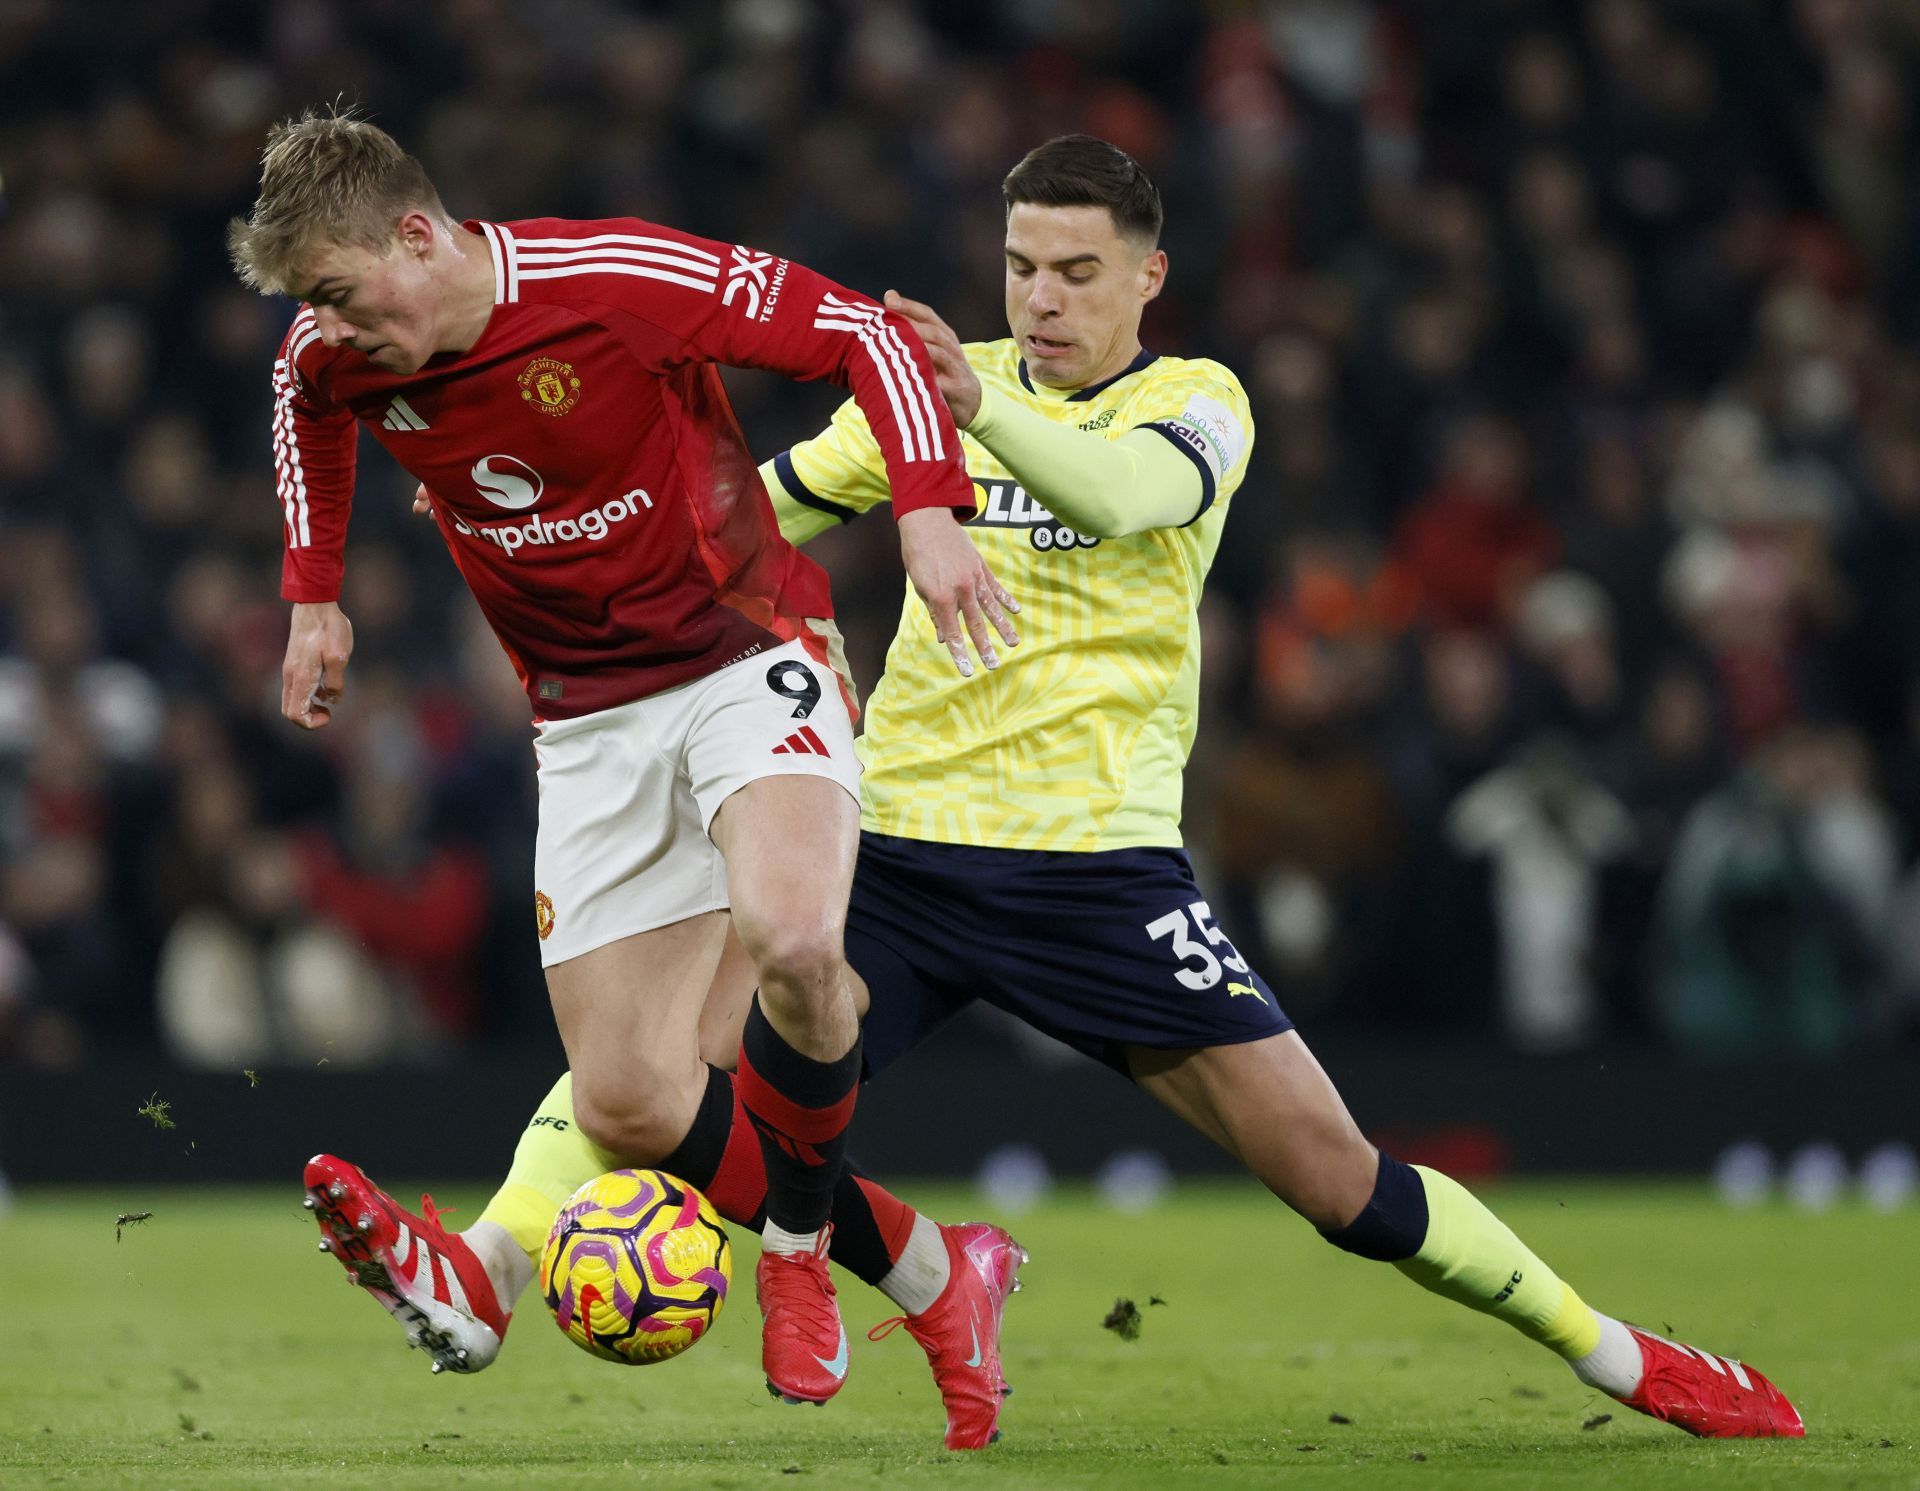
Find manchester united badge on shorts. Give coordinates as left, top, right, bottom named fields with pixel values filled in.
left=518, top=357, right=581, bottom=416
left=534, top=890, right=556, bottom=940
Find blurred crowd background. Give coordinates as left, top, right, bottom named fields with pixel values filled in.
left=5, top=0, right=1920, bottom=1077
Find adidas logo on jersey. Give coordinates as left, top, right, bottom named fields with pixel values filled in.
left=771, top=726, right=832, bottom=757
left=381, top=396, right=429, bottom=431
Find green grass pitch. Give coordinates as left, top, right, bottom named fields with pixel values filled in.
left=2, top=1180, right=1915, bottom=1488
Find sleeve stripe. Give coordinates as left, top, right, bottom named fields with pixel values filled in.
left=875, top=319, right=946, bottom=461
left=813, top=295, right=946, bottom=462
left=286, top=306, right=321, bottom=366
left=864, top=321, right=938, bottom=462
left=813, top=300, right=922, bottom=459
left=515, top=243, right=720, bottom=277
left=499, top=223, right=520, bottom=303
left=479, top=222, right=509, bottom=303
left=271, top=357, right=311, bottom=548
left=1142, top=422, right=1217, bottom=526
left=773, top=450, right=861, bottom=524
left=826, top=319, right=921, bottom=462
left=513, top=232, right=722, bottom=264
left=517, top=262, right=718, bottom=294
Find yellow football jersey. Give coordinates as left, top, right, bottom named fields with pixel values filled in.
left=770, top=339, right=1254, bottom=851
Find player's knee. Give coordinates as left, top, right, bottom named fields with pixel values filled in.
left=570, top=1071, right=699, bottom=1164
left=746, top=921, right=844, bottom=1008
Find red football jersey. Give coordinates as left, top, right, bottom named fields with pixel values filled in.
left=271, top=216, right=971, bottom=717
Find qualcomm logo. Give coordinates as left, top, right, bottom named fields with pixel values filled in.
left=471, top=454, right=543, bottom=510
left=450, top=488, right=655, bottom=558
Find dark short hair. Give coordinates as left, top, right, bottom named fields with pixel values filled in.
left=1003, top=135, right=1163, bottom=246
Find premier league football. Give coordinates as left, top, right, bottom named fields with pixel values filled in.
left=540, top=1169, right=732, bottom=1366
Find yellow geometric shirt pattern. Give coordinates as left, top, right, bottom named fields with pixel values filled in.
left=770, top=339, right=1254, bottom=852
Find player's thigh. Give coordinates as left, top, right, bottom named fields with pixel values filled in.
left=1129, top=1033, right=1376, bottom=1229
left=547, top=911, right=729, bottom=1146
left=689, top=639, right=861, bottom=973
left=710, top=774, right=858, bottom=963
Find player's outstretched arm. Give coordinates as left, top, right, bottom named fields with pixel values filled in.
left=262, top=314, right=359, bottom=724
left=885, top=291, right=1216, bottom=538
left=282, top=600, right=354, bottom=730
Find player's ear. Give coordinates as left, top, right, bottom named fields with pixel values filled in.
left=396, top=209, right=437, bottom=259
left=1139, top=247, right=1167, bottom=304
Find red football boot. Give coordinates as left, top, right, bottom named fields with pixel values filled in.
left=757, top=1226, right=849, bottom=1405
left=303, top=1153, right=510, bottom=1374
left=869, top=1222, right=1027, bottom=1450
left=1620, top=1326, right=1805, bottom=1437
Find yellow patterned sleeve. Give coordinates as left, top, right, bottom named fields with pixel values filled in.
left=766, top=396, right=893, bottom=546
left=1125, top=361, right=1256, bottom=519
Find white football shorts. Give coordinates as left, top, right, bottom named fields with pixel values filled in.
left=530, top=631, right=860, bottom=968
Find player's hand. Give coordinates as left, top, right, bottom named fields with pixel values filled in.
left=282, top=601, right=354, bottom=730
left=897, top=507, right=1019, bottom=678
left=885, top=289, right=982, bottom=428
left=412, top=482, right=433, bottom=518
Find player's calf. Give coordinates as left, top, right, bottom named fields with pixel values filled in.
left=303, top=1154, right=511, bottom=1375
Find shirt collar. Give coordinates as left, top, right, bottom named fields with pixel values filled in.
left=1015, top=347, right=1159, bottom=403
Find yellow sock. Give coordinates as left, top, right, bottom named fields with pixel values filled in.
left=1395, top=1165, right=1602, bottom=1360
left=474, top=1073, right=620, bottom=1267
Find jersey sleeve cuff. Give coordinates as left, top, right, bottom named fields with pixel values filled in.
left=889, top=471, right=978, bottom=522
left=773, top=450, right=863, bottom=525
left=1141, top=422, right=1218, bottom=526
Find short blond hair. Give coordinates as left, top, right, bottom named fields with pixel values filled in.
left=226, top=107, right=449, bottom=296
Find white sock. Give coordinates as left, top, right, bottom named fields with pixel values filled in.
left=877, top=1214, right=951, bottom=1317
left=761, top=1221, right=827, bottom=1257
left=461, top=1221, right=534, bottom=1309
left=1569, top=1312, right=1645, bottom=1398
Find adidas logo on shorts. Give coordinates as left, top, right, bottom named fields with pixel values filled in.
left=771, top=727, right=831, bottom=757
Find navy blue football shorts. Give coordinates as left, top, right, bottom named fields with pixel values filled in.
left=844, top=832, right=1293, bottom=1079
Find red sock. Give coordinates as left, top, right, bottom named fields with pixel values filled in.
left=735, top=997, right=861, bottom=1235
left=677, top=1070, right=912, bottom=1287
left=849, top=1174, right=916, bottom=1267
left=703, top=1075, right=769, bottom=1225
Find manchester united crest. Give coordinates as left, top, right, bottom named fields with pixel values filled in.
left=535, top=890, right=556, bottom=940
left=518, top=357, right=581, bottom=416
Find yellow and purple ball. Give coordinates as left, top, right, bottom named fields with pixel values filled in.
left=539, top=1168, right=732, bottom=1365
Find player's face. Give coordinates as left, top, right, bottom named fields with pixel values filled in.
left=1004, top=203, right=1165, bottom=390
left=296, top=224, right=442, bottom=375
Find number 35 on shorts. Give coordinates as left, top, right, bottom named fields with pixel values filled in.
left=1145, top=900, right=1267, bottom=1002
